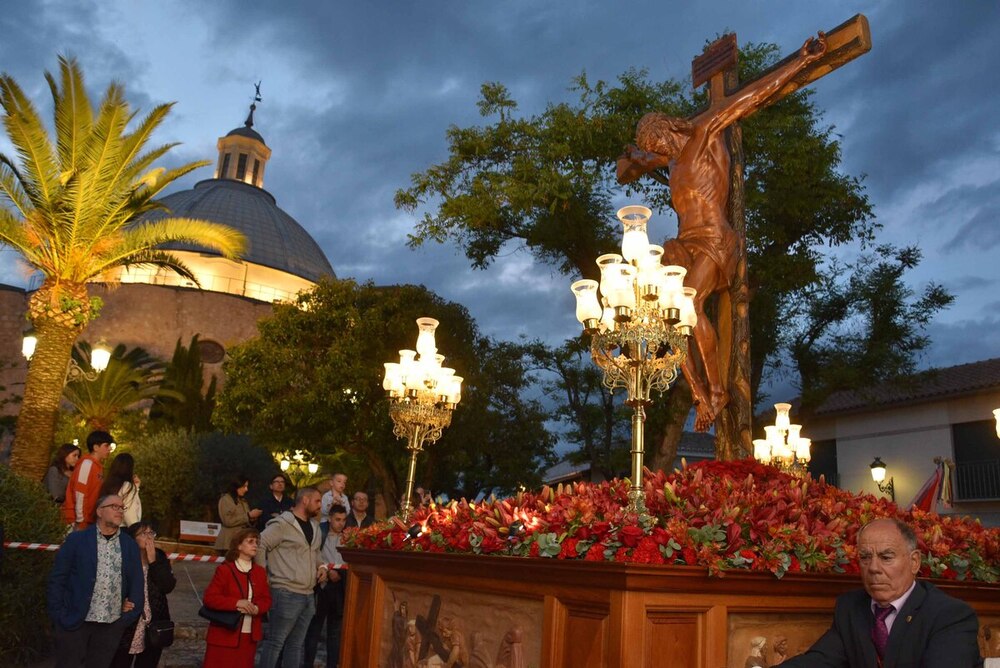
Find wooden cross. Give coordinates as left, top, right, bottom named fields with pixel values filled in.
left=690, top=15, right=871, bottom=460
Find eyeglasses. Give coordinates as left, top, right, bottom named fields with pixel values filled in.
left=99, top=504, right=125, bottom=512
left=139, top=530, right=157, bottom=538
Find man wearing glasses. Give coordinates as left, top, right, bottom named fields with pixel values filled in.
left=62, top=430, right=116, bottom=531
left=258, top=473, right=295, bottom=530
left=47, top=494, right=144, bottom=667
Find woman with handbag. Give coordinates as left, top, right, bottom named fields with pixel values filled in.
left=214, top=475, right=263, bottom=552
left=203, top=527, right=272, bottom=667
left=111, top=521, right=176, bottom=667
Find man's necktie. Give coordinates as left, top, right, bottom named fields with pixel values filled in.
left=872, top=604, right=894, bottom=659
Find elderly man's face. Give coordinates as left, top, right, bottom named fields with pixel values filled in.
left=858, top=519, right=920, bottom=605
left=353, top=492, right=369, bottom=509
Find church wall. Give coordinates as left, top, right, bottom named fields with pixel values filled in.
left=79, top=283, right=274, bottom=383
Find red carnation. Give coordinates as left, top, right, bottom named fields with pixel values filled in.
left=620, top=525, right=645, bottom=548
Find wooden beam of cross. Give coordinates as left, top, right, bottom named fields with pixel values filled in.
left=692, top=15, right=871, bottom=119
left=690, top=15, right=871, bottom=460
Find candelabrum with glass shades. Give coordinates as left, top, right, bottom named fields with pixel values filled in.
left=382, top=317, right=463, bottom=521
left=752, top=402, right=812, bottom=475
left=571, top=205, right=696, bottom=518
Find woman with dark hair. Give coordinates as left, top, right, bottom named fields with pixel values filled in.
left=214, top=475, right=262, bottom=552
left=44, top=443, right=81, bottom=504
left=203, top=528, right=271, bottom=668
left=111, top=521, right=176, bottom=667
left=99, top=452, right=142, bottom=526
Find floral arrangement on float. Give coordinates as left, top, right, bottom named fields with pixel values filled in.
left=344, top=459, right=1000, bottom=583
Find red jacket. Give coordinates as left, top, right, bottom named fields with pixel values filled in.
left=62, top=454, right=103, bottom=527
left=203, top=561, right=271, bottom=647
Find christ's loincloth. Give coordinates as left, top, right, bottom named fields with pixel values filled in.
left=662, top=223, right=739, bottom=290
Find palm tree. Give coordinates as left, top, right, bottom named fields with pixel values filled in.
left=63, top=342, right=182, bottom=431
left=0, top=57, right=246, bottom=479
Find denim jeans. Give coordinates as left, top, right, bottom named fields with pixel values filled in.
left=258, top=587, right=315, bottom=668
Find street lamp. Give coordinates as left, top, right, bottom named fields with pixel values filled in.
left=22, top=329, right=111, bottom=382
left=993, top=408, right=999, bottom=438
left=382, top=317, right=462, bottom=521
left=279, top=450, right=319, bottom=486
left=870, top=456, right=895, bottom=501
left=752, top=402, right=812, bottom=474
left=570, top=205, right=693, bottom=518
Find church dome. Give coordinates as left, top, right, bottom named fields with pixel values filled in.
left=145, top=178, right=334, bottom=283
left=225, top=125, right=266, bottom=145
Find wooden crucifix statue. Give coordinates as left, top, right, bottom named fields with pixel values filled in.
left=617, top=16, right=871, bottom=459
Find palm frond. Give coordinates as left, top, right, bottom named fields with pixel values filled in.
left=120, top=217, right=246, bottom=259
left=46, top=56, right=93, bottom=174
left=0, top=154, right=31, bottom=217
left=110, top=249, right=200, bottom=285
left=0, top=207, right=34, bottom=253
left=0, top=74, right=59, bottom=207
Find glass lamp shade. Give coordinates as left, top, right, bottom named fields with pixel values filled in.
left=617, top=205, right=652, bottom=265
left=90, top=344, right=112, bottom=373
left=21, top=331, right=37, bottom=360
left=415, top=317, right=439, bottom=359
left=994, top=408, right=1000, bottom=438
left=571, top=279, right=602, bottom=323
left=307, top=463, right=319, bottom=474
left=795, top=438, right=812, bottom=462
left=764, top=425, right=780, bottom=446
left=753, top=439, right=770, bottom=462
left=679, top=287, right=698, bottom=328
left=774, top=403, right=792, bottom=430
left=607, top=264, right=636, bottom=309
left=600, top=306, right=616, bottom=332
left=786, top=424, right=802, bottom=444
left=446, top=376, right=464, bottom=404
left=640, top=244, right=664, bottom=269
left=383, top=363, right=400, bottom=391
left=870, top=457, right=887, bottom=483
left=597, top=253, right=624, bottom=296
left=662, top=265, right=687, bottom=292
left=280, top=459, right=290, bottom=471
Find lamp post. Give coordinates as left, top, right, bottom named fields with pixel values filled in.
left=382, top=317, right=462, bottom=521
left=752, top=402, right=812, bottom=474
left=570, top=205, right=694, bottom=518
left=22, top=329, right=111, bottom=381
left=870, top=456, right=895, bottom=501
left=279, top=450, right=319, bottom=487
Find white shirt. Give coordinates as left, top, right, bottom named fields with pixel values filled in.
left=320, top=490, right=350, bottom=517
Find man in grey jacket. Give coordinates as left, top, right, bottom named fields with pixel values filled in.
left=256, top=486, right=329, bottom=668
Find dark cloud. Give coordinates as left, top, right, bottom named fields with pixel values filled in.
left=1, top=0, right=997, bottom=377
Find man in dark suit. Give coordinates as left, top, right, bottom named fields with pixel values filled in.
left=778, top=518, right=983, bottom=667
left=345, top=491, right=375, bottom=529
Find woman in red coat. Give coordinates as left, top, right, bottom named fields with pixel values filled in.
left=202, top=528, right=272, bottom=667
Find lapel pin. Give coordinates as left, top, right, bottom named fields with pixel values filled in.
left=906, top=615, right=912, bottom=623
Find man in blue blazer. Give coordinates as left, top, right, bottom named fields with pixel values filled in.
left=778, top=518, right=983, bottom=668
left=47, top=494, right=144, bottom=668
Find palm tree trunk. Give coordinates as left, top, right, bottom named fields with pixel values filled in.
left=9, top=287, right=87, bottom=480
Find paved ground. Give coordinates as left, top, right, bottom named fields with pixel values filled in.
left=30, top=557, right=331, bottom=668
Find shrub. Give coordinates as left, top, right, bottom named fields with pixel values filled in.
left=125, top=430, right=279, bottom=536
left=0, top=465, right=66, bottom=665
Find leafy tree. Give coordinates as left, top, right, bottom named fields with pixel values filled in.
left=61, top=342, right=177, bottom=430
left=215, top=278, right=555, bottom=510
left=396, top=43, right=874, bottom=464
left=149, top=335, right=218, bottom=433
left=526, top=337, right=629, bottom=480
left=0, top=57, right=246, bottom=480
left=788, top=245, right=954, bottom=412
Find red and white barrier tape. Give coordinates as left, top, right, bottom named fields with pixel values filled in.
left=3, top=541, right=349, bottom=569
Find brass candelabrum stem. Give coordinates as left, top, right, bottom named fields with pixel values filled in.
left=589, top=290, right=689, bottom=521
left=390, top=401, right=453, bottom=522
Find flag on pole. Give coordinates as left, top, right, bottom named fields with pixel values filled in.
left=909, top=460, right=943, bottom=512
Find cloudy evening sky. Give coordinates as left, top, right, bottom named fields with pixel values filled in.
left=1, top=1, right=998, bottom=402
